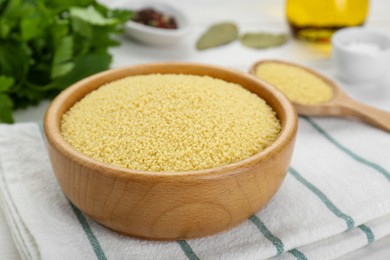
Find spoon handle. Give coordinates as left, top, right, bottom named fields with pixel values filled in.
left=336, top=97, right=390, bottom=133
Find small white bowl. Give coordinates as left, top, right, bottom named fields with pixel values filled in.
left=123, top=2, right=190, bottom=46
left=331, top=27, right=390, bottom=83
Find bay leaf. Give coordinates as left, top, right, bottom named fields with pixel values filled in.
left=240, top=32, right=288, bottom=49
left=196, top=22, right=239, bottom=50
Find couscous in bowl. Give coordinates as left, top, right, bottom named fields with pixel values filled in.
left=44, top=63, right=297, bottom=240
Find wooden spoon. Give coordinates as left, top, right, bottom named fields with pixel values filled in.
left=250, top=60, right=390, bottom=133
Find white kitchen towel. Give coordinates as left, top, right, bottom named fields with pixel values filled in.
left=0, top=120, right=389, bottom=260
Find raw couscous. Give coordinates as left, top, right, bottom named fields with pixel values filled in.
left=61, top=74, right=281, bottom=172
left=255, top=62, right=333, bottom=104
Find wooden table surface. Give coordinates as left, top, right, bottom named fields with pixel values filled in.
left=1, top=0, right=390, bottom=259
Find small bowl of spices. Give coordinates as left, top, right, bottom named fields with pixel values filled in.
left=124, top=2, right=190, bottom=45
left=44, top=63, right=297, bottom=240
left=331, top=27, right=390, bottom=83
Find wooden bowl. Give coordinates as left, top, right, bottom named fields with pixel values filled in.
left=44, top=63, right=297, bottom=240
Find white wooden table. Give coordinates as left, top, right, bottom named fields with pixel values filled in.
left=1, top=0, right=390, bottom=259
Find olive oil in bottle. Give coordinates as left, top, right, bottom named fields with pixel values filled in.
left=286, top=0, right=369, bottom=43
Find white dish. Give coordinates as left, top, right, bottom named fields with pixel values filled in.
left=331, top=27, right=390, bottom=83
left=123, top=1, right=190, bottom=45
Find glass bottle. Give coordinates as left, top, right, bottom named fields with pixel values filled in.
left=286, top=0, right=369, bottom=43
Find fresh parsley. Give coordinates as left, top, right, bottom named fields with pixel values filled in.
left=0, top=0, right=133, bottom=123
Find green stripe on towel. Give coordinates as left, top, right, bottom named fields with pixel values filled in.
left=288, top=249, right=308, bottom=260
left=249, top=215, right=284, bottom=255
left=177, top=240, right=200, bottom=260
left=36, top=123, right=107, bottom=260
left=289, top=167, right=355, bottom=229
left=303, top=117, right=390, bottom=182
left=249, top=215, right=308, bottom=259
left=358, top=224, right=375, bottom=244
left=69, top=202, right=107, bottom=260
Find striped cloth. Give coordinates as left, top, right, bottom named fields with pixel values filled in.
left=0, top=119, right=389, bottom=260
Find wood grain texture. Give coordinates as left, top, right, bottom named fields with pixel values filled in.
left=44, top=63, right=297, bottom=240
left=250, top=60, right=390, bottom=133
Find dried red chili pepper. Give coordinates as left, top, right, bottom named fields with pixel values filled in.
left=132, top=8, right=178, bottom=29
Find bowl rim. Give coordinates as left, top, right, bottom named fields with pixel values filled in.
left=44, top=62, right=297, bottom=180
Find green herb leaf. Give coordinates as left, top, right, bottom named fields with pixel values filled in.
left=71, top=16, right=93, bottom=38
left=48, top=0, right=95, bottom=10
left=0, top=42, right=29, bottom=85
left=110, top=9, right=134, bottom=23
left=53, top=36, right=73, bottom=64
left=51, top=36, right=74, bottom=78
left=0, top=21, right=11, bottom=38
left=240, top=32, right=288, bottom=49
left=51, top=62, right=74, bottom=79
left=0, top=93, right=12, bottom=106
left=0, top=0, right=131, bottom=122
left=0, top=93, right=13, bottom=123
left=196, top=22, right=239, bottom=50
left=54, top=52, right=112, bottom=90
left=0, top=107, right=13, bottom=123
left=70, top=7, right=117, bottom=26
left=51, top=18, right=70, bottom=41
left=0, top=0, right=6, bottom=8
left=0, top=75, right=14, bottom=91
left=21, top=15, right=43, bottom=40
